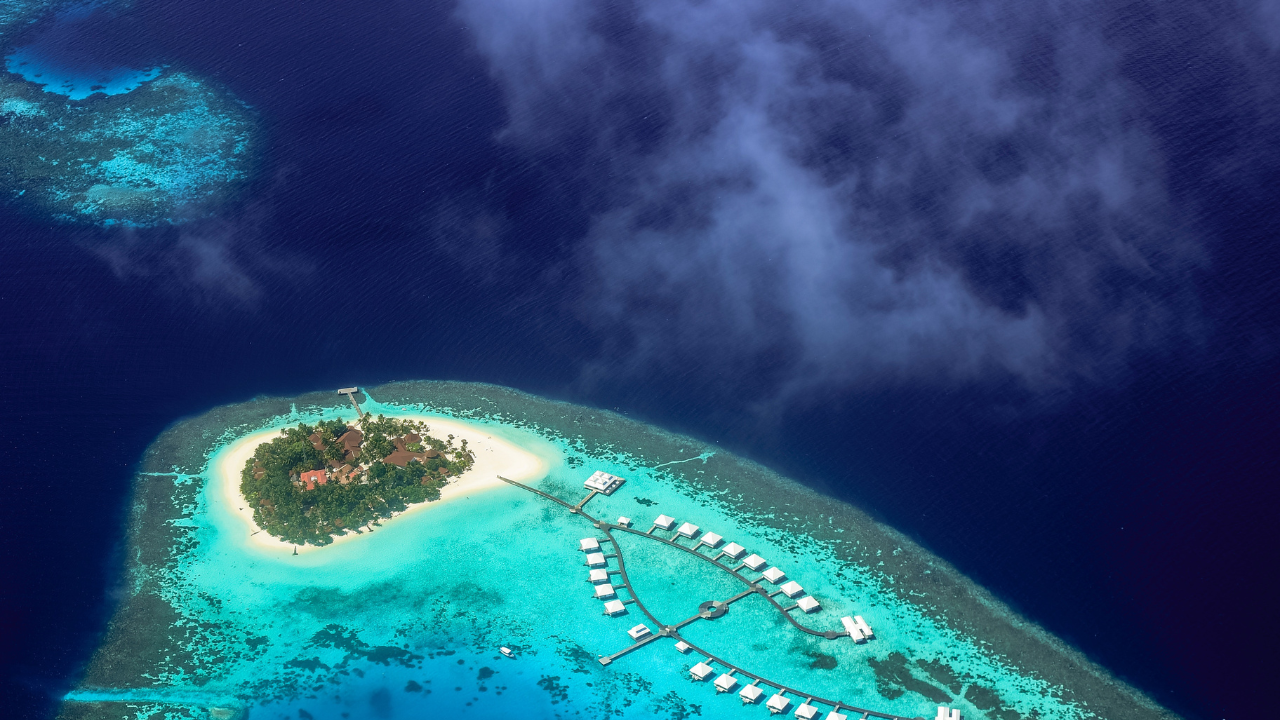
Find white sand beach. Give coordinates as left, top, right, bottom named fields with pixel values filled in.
left=212, top=415, right=550, bottom=554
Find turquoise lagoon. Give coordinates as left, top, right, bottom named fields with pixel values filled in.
left=61, top=382, right=1176, bottom=720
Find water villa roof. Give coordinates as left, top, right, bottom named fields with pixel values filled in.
left=698, top=531, right=723, bottom=548
left=674, top=640, right=691, bottom=653
left=589, top=568, right=610, bottom=584
left=676, top=522, right=700, bottom=538
left=585, top=552, right=607, bottom=567
left=616, top=516, right=632, bottom=527
left=721, top=542, right=746, bottom=559
left=828, top=712, right=849, bottom=720
left=762, top=566, right=786, bottom=583
left=766, top=693, right=791, bottom=713
left=579, top=537, right=601, bottom=552
left=653, top=514, right=676, bottom=530
left=842, top=615, right=874, bottom=642
left=743, top=554, right=767, bottom=571
left=739, top=684, right=764, bottom=704
left=796, top=596, right=821, bottom=613
left=594, top=584, right=616, bottom=599
left=780, top=580, right=804, bottom=598
left=603, top=599, right=626, bottom=616
left=796, top=701, right=820, bottom=719
left=584, top=470, right=626, bottom=494
left=714, top=673, right=738, bottom=692
left=627, top=624, right=652, bottom=640
left=690, top=662, right=714, bottom=681
left=937, top=708, right=961, bottom=720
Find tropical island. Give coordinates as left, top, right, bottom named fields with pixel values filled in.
left=240, top=414, right=475, bottom=546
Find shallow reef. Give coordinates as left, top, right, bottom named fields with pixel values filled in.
left=58, top=381, right=1179, bottom=720
left=0, top=1, right=254, bottom=226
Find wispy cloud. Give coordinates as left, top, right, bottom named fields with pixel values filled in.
left=457, top=0, right=1210, bottom=396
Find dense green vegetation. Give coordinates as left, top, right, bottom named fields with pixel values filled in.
left=240, top=415, right=474, bottom=546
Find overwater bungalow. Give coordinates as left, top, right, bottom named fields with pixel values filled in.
left=766, top=692, right=791, bottom=714
left=714, top=673, right=738, bottom=693
left=627, top=624, right=652, bottom=640
left=740, top=684, right=763, bottom=704
left=585, top=552, right=606, bottom=567
left=698, top=531, right=723, bottom=548
left=780, top=580, right=804, bottom=598
left=796, top=701, right=820, bottom=719
left=690, top=662, right=714, bottom=681
left=584, top=470, right=626, bottom=494
left=936, top=707, right=961, bottom=720
left=579, top=537, right=600, bottom=552
left=594, top=584, right=616, bottom=599
left=653, top=514, right=676, bottom=530
left=589, top=569, right=610, bottom=584
left=603, top=600, right=626, bottom=616
left=676, top=522, right=700, bottom=538
left=617, top=516, right=632, bottom=527
left=796, top=597, right=820, bottom=613
left=721, top=542, right=746, bottom=559
left=762, top=567, right=786, bottom=583
left=743, top=554, right=767, bottom=571
left=674, top=641, right=691, bottom=653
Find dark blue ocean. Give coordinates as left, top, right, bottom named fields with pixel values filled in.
left=0, top=1, right=1276, bottom=719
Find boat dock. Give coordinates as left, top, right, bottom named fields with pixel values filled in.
left=496, top=474, right=912, bottom=720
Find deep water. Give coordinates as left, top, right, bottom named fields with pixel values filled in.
left=0, top=0, right=1277, bottom=719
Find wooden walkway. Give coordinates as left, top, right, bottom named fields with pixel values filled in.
left=496, top=475, right=923, bottom=720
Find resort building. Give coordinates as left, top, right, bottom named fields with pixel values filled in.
left=766, top=692, right=791, bottom=714
left=579, top=537, right=600, bottom=552
left=603, top=600, right=626, bottom=616
left=617, top=516, right=632, bottom=527
left=828, top=712, right=849, bottom=720
left=740, top=684, right=764, bottom=704
left=585, top=552, right=607, bottom=568
left=300, top=469, right=328, bottom=491
left=674, top=641, right=691, bottom=653
left=852, top=615, right=874, bottom=638
left=584, top=471, right=626, bottom=495
left=594, top=584, right=616, bottom=600
left=589, top=569, right=610, bottom=584
left=762, top=567, right=786, bottom=583
left=936, top=708, right=961, bottom=720
left=697, top=531, right=723, bottom=549
left=841, top=616, right=867, bottom=642
left=743, top=554, right=768, bottom=571
left=780, top=581, right=804, bottom=598
left=721, top=542, right=746, bottom=559
left=714, top=673, right=738, bottom=692
left=690, top=662, right=715, bottom=681
left=676, top=522, right=700, bottom=538
left=796, top=597, right=821, bottom=613
left=653, top=514, right=677, bottom=531
left=627, top=624, right=652, bottom=640
left=796, top=701, right=820, bottom=720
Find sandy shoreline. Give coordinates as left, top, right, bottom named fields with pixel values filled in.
left=211, top=415, right=549, bottom=554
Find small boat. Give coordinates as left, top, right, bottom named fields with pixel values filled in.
left=500, top=647, right=514, bottom=658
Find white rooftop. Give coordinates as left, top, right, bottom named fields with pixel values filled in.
left=853, top=615, right=874, bottom=638
left=766, top=694, right=791, bottom=713
left=627, top=624, right=652, bottom=640
left=654, top=514, right=676, bottom=530
left=740, top=684, right=764, bottom=703
left=842, top=616, right=867, bottom=642
left=617, top=516, right=632, bottom=527
left=579, top=538, right=600, bottom=552
left=585, top=552, right=607, bottom=567
left=762, top=566, right=786, bottom=583
left=714, top=673, right=738, bottom=692
left=828, top=712, right=849, bottom=720
left=699, top=531, right=723, bottom=548
left=722, top=542, right=746, bottom=559
left=674, top=640, right=691, bottom=654
left=780, top=580, right=804, bottom=598
left=937, top=708, right=961, bottom=720
left=796, top=596, right=821, bottom=613
left=585, top=470, right=625, bottom=493
left=796, top=702, right=819, bottom=720
left=603, top=599, right=626, bottom=615
left=690, top=662, right=714, bottom=680
left=676, top=522, right=700, bottom=538
left=594, top=584, right=616, bottom=599
left=743, top=554, right=767, bottom=571
left=589, top=568, right=610, bottom=584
